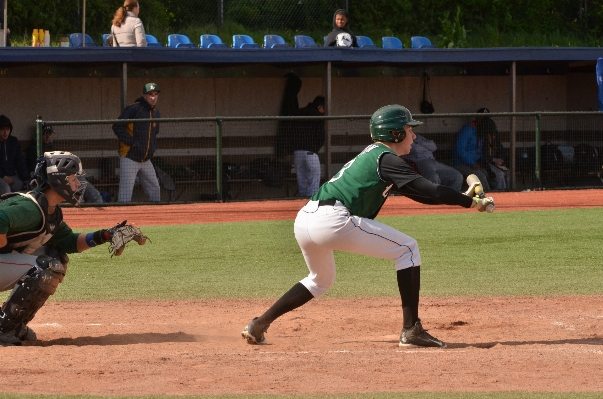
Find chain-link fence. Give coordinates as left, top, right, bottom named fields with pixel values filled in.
left=165, top=0, right=346, bottom=32
left=36, top=112, right=602, bottom=205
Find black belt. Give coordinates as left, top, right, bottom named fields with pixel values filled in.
left=318, top=199, right=337, bottom=207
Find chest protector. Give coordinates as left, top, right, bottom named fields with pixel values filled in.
left=2, top=192, right=63, bottom=254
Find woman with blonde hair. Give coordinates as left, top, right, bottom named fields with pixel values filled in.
left=111, top=0, right=147, bottom=47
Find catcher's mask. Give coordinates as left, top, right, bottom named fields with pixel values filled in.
left=370, top=105, right=422, bottom=143
left=33, top=151, right=87, bottom=206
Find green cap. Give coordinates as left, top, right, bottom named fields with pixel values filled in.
left=143, top=83, right=161, bottom=94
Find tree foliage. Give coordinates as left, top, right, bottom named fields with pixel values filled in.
left=6, top=0, right=169, bottom=42
left=4, top=0, right=603, bottom=47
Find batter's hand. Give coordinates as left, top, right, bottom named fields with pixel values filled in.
left=464, top=174, right=485, bottom=197
left=471, top=196, right=495, bottom=213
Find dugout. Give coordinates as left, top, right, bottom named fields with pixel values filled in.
left=0, top=46, right=601, bottom=200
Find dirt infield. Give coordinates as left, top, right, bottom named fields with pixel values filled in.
left=1, top=189, right=602, bottom=396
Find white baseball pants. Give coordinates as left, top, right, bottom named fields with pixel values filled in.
left=294, top=200, right=421, bottom=298
left=0, top=248, right=46, bottom=292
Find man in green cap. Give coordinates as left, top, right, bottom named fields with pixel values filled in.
left=112, top=82, right=161, bottom=202
left=242, top=104, right=496, bottom=349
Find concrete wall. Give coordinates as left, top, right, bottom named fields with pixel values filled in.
left=0, top=71, right=598, bottom=141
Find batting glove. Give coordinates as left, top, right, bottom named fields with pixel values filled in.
left=471, top=196, right=495, bottom=213
left=464, top=182, right=482, bottom=197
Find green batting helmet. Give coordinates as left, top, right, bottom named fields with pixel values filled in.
left=370, top=105, right=422, bottom=143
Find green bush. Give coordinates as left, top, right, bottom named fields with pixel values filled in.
left=4, top=0, right=603, bottom=47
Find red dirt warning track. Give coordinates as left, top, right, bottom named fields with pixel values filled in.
left=63, top=189, right=602, bottom=228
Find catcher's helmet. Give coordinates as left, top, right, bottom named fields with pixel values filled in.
left=33, top=151, right=87, bottom=206
left=370, top=105, right=422, bottom=143
left=0, top=115, right=13, bottom=134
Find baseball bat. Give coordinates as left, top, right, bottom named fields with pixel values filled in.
left=466, top=174, right=495, bottom=213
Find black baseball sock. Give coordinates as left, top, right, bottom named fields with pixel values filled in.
left=257, top=282, right=314, bottom=325
left=397, top=266, right=421, bottom=329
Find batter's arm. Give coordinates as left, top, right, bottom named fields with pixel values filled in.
left=396, top=177, right=473, bottom=207
left=380, top=153, right=472, bottom=208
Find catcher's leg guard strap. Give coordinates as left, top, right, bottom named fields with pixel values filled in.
left=0, top=254, right=68, bottom=334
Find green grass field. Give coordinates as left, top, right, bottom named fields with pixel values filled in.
left=1, top=208, right=602, bottom=399
left=5, top=207, right=598, bottom=302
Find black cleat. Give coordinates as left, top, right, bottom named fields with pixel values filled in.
left=0, top=331, right=22, bottom=346
left=241, top=317, right=270, bottom=345
left=399, top=319, right=447, bottom=348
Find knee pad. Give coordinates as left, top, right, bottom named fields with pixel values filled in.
left=34, top=255, right=68, bottom=295
left=0, top=253, right=68, bottom=334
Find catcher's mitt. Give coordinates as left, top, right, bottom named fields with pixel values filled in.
left=107, top=220, right=148, bottom=257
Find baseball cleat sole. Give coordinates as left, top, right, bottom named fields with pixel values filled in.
left=399, top=341, right=447, bottom=348
left=241, top=330, right=267, bottom=345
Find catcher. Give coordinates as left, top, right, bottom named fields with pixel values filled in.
left=0, top=151, right=146, bottom=346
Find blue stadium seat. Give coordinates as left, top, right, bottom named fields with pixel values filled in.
left=323, top=36, right=327, bottom=46
left=146, top=34, right=164, bottom=47
left=102, top=33, right=111, bottom=47
left=294, top=35, right=320, bottom=48
left=69, top=33, right=99, bottom=47
left=382, top=36, right=403, bottom=49
left=356, top=35, right=378, bottom=48
left=411, top=36, right=436, bottom=49
left=264, top=34, right=289, bottom=48
left=232, top=34, right=261, bottom=49
left=200, top=34, right=228, bottom=49
left=168, top=34, right=197, bottom=48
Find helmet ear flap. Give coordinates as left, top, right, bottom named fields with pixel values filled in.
left=389, top=129, right=406, bottom=143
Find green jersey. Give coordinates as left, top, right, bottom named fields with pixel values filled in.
left=0, top=191, right=79, bottom=254
left=311, top=143, right=398, bottom=219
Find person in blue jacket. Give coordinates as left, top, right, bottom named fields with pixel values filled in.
left=452, top=108, right=491, bottom=191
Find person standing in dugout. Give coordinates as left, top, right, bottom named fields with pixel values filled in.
left=242, top=104, right=495, bottom=348
left=112, top=82, right=161, bottom=203
left=0, top=151, right=134, bottom=346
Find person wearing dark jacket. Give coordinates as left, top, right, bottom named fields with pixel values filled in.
left=476, top=117, right=510, bottom=191
left=325, top=9, right=358, bottom=48
left=275, top=73, right=302, bottom=159
left=274, top=73, right=326, bottom=196
left=292, top=96, right=325, bottom=196
left=112, top=82, right=161, bottom=202
left=0, top=115, right=28, bottom=195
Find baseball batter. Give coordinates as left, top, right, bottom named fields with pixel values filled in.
left=242, top=105, right=495, bottom=348
left=0, top=151, right=145, bottom=346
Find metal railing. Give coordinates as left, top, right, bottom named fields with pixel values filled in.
left=37, top=112, right=603, bottom=204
